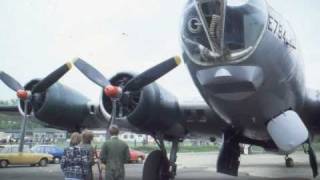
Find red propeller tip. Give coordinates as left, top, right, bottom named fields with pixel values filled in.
left=16, top=90, right=29, bottom=100
left=104, top=85, right=121, bottom=98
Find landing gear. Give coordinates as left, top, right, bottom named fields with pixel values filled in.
left=143, top=150, right=170, bottom=180
left=305, top=138, right=318, bottom=178
left=142, top=136, right=179, bottom=180
left=248, top=145, right=253, bottom=155
left=285, top=155, right=294, bottom=168
left=168, top=139, right=179, bottom=179
left=217, top=129, right=241, bottom=176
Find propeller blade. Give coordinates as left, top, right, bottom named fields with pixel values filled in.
left=0, top=71, right=23, bottom=91
left=32, top=62, right=73, bottom=93
left=73, top=58, right=110, bottom=88
left=124, top=56, right=181, bottom=92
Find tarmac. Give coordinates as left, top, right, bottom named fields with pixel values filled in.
left=0, top=151, right=319, bottom=180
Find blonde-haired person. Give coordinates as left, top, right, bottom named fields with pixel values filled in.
left=70, top=132, right=82, bottom=146
left=80, top=130, right=95, bottom=180
left=61, top=132, right=91, bottom=180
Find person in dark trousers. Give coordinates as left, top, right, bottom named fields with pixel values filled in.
left=100, top=126, right=130, bottom=180
left=80, top=130, right=95, bottom=180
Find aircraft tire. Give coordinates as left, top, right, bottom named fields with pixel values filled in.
left=142, top=150, right=170, bottom=180
left=285, top=157, right=294, bottom=168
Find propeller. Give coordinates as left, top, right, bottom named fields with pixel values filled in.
left=73, top=56, right=181, bottom=128
left=0, top=62, right=72, bottom=100
left=123, top=56, right=181, bottom=91
left=32, top=63, right=73, bottom=93
left=73, top=58, right=110, bottom=88
left=0, top=62, right=72, bottom=152
left=0, top=71, right=23, bottom=92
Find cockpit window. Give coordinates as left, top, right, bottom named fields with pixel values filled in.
left=181, top=0, right=268, bottom=66
left=225, top=8, right=245, bottom=50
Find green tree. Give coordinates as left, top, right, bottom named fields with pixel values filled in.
left=0, top=99, right=43, bottom=129
left=0, top=99, right=18, bottom=106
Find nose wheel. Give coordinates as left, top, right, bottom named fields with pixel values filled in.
left=285, top=155, right=294, bottom=168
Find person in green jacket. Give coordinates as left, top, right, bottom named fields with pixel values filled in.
left=100, top=126, right=130, bottom=180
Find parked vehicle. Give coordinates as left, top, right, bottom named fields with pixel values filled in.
left=0, top=132, right=10, bottom=144
left=31, top=145, right=63, bottom=164
left=0, top=145, right=53, bottom=168
left=95, top=148, right=145, bottom=164
left=129, top=149, right=145, bottom=163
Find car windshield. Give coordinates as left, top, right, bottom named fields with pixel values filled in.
left=31, top=146, right=39, bottom=151
left=0, top=146, right=30, bottom=153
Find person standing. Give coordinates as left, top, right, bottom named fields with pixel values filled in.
left=100, top=126, right=130, bottom=180
left=80, top=130, right=95, bottom=180
left=61, top=132, right=90, bottom=180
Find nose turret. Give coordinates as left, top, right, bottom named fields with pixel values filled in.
left=181, top=0, right=268, bottom=66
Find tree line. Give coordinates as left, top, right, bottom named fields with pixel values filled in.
left=0, top=99, right=43, bottom=130
left=0, top=99, right=18, bottom=106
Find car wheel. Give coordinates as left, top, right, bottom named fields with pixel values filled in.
left=39, top=158, right=48, bottom=167
left=0, top=160, right=8, bottom=168
left=53, top=157, right=60, bottom=164
left=137, top=157, right=144, bottom=164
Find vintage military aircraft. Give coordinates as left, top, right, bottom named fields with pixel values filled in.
left=1, top=0, right=319, bottom=179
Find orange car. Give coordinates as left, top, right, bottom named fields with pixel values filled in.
left=129, top=149, right=145, bottom=163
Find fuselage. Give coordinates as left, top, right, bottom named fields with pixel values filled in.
left=182, top=1, right=306, bottom=140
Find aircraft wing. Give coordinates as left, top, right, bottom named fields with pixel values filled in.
left=0, top=105, right=57, bottom=128
left=0, top=106, right=20, bottom=116
left=178, top=100, right=228, bottom=137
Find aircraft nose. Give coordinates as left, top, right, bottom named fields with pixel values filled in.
left=196, top=66, right=264, bottom=100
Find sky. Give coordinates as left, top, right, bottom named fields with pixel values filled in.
left=0, top=0, right=320, bottom=103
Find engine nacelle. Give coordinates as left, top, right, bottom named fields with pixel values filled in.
left=100, top=72, right=186, bottom=137
left=20, top=80, right=106, bottom=131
